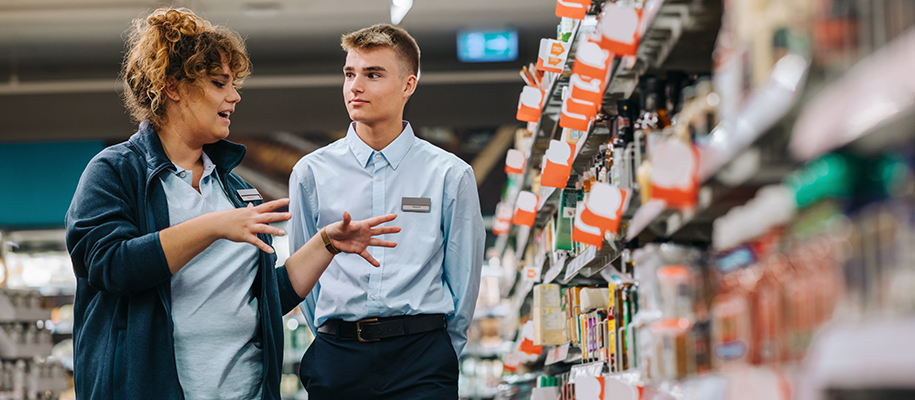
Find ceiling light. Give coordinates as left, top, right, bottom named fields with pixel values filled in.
left=391, top=0, right=413, bottom=25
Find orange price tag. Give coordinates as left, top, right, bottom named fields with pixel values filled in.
left=599, top=3, right=642, bottom=56
left=540, top=140, right=575, bottom=188
left=537, top=39, right=570, bottom=73
left=516, top=86, right=545, bottom=123
left=555, top=0, right=589, bottom=20
left=650, top=140, right=700, bottom=208
left=512, top=191, right=539, bottom=227
left=505, top=148, right=526, bottom=174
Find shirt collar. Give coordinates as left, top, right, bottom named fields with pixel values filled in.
left=171, top=150, right=217, bottom=179
left=346, top=121, right=415, bottom=170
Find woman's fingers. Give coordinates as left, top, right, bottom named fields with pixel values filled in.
left=255, top=198, right=290, bottom=212
left=248, top=235, right=275, bottom=254
left=360, top=250, right=380, bottom=267
left=250, top=222, right=287, bottom=236
left=341, top=211, right=352, bottom=229
left=365, top=213, right=397, bottom=227
left=370, top=226, right=401, bottom=236
left=369, top=239, right=398, bottom=248
left=255, top=211, right=292, bottom=224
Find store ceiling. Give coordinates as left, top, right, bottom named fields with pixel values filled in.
left=0, top=0, right=563, bottom=214
left=0, top=0, right=557, bottom=136
left=0, top=0, right=721, bottom=221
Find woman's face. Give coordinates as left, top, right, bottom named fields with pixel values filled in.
left=171, top=61, right=240, bottom=144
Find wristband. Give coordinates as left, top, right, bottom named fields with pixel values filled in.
left=320, top=227, right=341, bottom=255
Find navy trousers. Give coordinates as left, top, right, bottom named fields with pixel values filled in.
left=299, top=327, right=459, bottom=400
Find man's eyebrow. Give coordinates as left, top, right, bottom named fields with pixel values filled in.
left=343, top=66, right=387, bottom=72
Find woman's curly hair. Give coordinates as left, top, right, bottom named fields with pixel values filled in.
left=121, top=8, right=251, bottom=129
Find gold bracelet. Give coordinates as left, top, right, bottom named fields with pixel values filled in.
left=320, top=227, right=341, bottom=255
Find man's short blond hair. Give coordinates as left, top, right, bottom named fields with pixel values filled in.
left=341, top=24, right=420, bottom=78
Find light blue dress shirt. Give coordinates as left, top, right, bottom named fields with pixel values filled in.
left=161, top=151, right=263, bottom=400
left=289, top=121, right=485, bottom=356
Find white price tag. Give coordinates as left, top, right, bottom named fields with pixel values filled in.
left=543, top=252, right=568, bottom=283
left=545, top=342, right=571, bottom=365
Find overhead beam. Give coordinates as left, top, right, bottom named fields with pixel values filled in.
left=470, top=124, right=519, bottom=186
left=0, top=70, right=522, bottom=95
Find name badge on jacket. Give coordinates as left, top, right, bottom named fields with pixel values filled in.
left=402, top=197, right=431, bottom=213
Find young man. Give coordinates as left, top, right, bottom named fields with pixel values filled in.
left=288, top=24, right=485, bottom=399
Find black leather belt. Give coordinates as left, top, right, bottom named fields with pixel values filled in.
left=317, top=314, right=447, bottom=342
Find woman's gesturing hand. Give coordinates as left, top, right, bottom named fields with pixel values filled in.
left=325, top=212, right=400, bottom=267
left=215, top=198, right=292, bottom=254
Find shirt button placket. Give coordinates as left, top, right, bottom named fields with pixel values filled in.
left=369, top=153, right=386, bottom=309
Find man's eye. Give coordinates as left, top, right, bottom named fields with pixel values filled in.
left=369, top=73, right=380, bottom=78
left=345, top=73, right=354, bottom=78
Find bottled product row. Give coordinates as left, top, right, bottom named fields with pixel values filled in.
left=473, top=0, right=915, bottom=399
left=0, top=289, right=68, bottom=400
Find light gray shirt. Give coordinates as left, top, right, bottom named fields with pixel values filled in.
left=161, top=151, right=263, bottom=400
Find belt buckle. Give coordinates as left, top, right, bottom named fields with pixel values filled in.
left=356, top=318, right=380, bottom=343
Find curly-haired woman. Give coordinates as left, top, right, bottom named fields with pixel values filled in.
left=65, top=8, right=399, bottom=400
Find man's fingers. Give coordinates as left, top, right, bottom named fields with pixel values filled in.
left=370, top=226, right=401, bottom=236
left=360, top=250, right=380, bottom=267
left=369, top=239, right=398, bottom=248
left=365, top=213, right=397, bottom=227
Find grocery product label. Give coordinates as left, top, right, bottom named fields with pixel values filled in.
left=537, top=38, right=571, bottom=73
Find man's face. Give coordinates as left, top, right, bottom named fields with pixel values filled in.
left=343, top=47, right=415, bottom=126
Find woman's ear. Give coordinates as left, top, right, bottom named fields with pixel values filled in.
left=164, top=77, right=181, bottom=102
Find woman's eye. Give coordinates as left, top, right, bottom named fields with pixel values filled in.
left=213, top=81, right=225, bottom=88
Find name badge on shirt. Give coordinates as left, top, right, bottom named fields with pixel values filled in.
left=402, top=197, right=431, bottom=213
left=236, top=189, right=263, bottom=203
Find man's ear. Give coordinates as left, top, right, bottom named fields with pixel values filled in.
left=403, top=74, right=417, bottom=98
left=164, top=77, right=181, bottom=102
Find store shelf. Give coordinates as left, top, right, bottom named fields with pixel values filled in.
left=0, top=332, right=53, bottom=360
left=559, top=241, right=621, bottom=284
left=790, top=27, right=915, bottom=162
left=625, top=53, right=810, bottom=242
left=544, top=342, right=584, bottom=366
left=0, top=291, right=52, bottom=322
